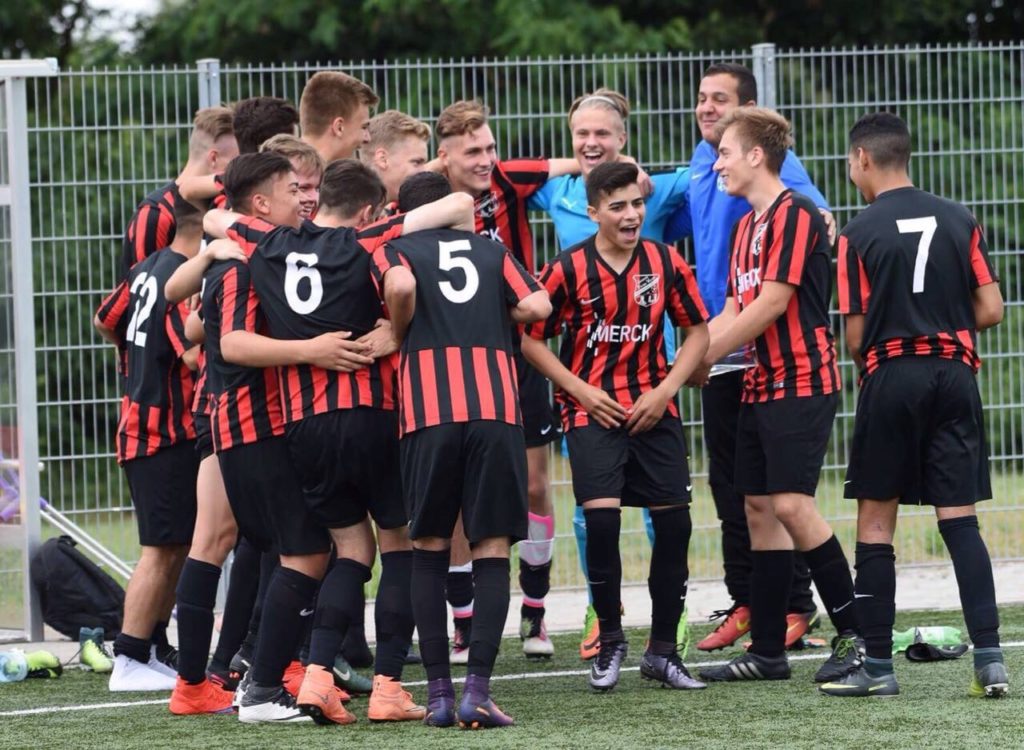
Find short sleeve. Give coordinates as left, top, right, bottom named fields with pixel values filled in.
left=526, top=258, right=567, bottom=340
left=666, top=248, right=710, bottom=327
left=763, top=202, right=816, bottom=287
left=968, top=222, right=997, bottom=289
left=356, top=213, right=406, bottom=254
left=502, top=252, right=542, bottom=306
left=97, top=280, right=130, bottom=332
left=219, top=262, right=259, bottom=335
left=837, top=234, right=871, bottom=314
left=165, top=301, right=192, bottom=358
left=370, top=244, right=412, bottom=297
left=497, top=159, right=551, bottom=201
left=226, top=215, right=276, bottom=257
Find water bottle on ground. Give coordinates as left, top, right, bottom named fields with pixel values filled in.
left=0, top=649, right=28, bottom=683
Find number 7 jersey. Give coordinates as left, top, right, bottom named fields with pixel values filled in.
left=837, top=186, right=998, bottom=376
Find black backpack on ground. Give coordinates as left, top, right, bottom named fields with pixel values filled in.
left=30, top=535, right=125, bottom=639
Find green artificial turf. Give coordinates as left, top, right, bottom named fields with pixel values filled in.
left=0, top=605, right=1021, bottom=749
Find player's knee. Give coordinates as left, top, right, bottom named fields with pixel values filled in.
left=771, top=494, right=810, bottom=529
left=281, top=551, right=330, bottom=579
left=377, top=525, right=412, bottom=554
left=471, top=536, right=511, bottom=560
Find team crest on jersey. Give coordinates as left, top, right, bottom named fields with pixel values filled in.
left=476, top=191, right=499, bottom=218
left=632, top=274, right=660, bottom=307
left=752, top=222, right=767, bottom=256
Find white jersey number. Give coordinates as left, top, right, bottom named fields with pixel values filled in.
left=437, top=239, right=479, bottom=304
left=126, top=272, right=159, bottom=348
left=896, top=216, right=937, bottom=294
left=284, top=252, right=324, bottom=314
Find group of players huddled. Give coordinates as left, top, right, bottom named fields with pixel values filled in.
left=92, top=61, right=1009, bottom=729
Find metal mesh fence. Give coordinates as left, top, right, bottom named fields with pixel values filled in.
left=11, top=44, right=1024, bottom=595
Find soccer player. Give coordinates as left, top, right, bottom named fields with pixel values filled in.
left=211, top=159, right=475, bottom=724
left=666, top=63, right=831, bottom=652
left=199, top=153, right=337, bottom=723
left=121, top=107, right=237, bottom=277
left=693, top=108, right=859, bottom=686
left=94, top=199, right=204, bottom=692
left=434, top=99, right=578, bottom=660
left=527, top=87, right=690, bottom=659
left=299, top=70, right=376, bottom=162
left=820, top=113, right=1007, bottom=698
left=522, top=161, right=709, bottom=692
left=373, top=171, right=551, bottom=727
left=260, top=134, right=323, bottom=218
left=361, top=109, right=431, bottom=205
left=232, top=96, right=300, bottom=154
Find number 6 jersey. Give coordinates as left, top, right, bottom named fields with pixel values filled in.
left=96, top=247, right=196, bottom=463
left=229, top=213, right=407, bottom=422
left=837, top=186, right=998, bottom=376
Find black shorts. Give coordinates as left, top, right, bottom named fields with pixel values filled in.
left=734, top=393, right=837, bottom=497
left=194, top=413, right=213, bottom=461
left=285, top=408, right=405, bottom=530
left=401, top=420, right=528, bottom=544
left=565, top=417, right=692, bottom=507
left=123, top=440, right=199, bottom=546
left=218, top=436, right=330, bottom=556
left=845, top=357, right=991, bottom=507
left=515, top=353, right=561, bottom=448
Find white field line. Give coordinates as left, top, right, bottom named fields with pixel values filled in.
left=3, top=640, right=1023, bottom=718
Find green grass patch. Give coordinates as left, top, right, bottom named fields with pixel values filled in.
left=0, top=606, right=1022, bottom=749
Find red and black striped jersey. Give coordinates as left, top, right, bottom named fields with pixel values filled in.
left=475, top=159, right=550, bottom=273
left=200, top=255, right=285, bottom=452
left=122, top=182, right=180, bottom=278
left=838, top=186, right=997, bottom=376
left=727, top=189, right=841, bottom=403
left=371, top=228, right=541, bottom=436
left=96, top=248, right=196, bottom=463
left=528, top=236, right=708, bottom=431
left=191, top=349, right=212, bottom=417
left=243, top=214, right=407, bottom=421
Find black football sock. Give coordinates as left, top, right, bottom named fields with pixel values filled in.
left=939, top=516, right=1000, bottom=651
left=151, top=620, right=170, bottom=650
left=210, top=538, right=261, bottom=669
left=375, top=551, right=415, bottom=679
left=239, top=549, right=279, bottom=661
left=803, top=535, right=858, bottom=635
left=519, top=561, right=551, bottom=620
left=446, top=566, right=474, bottom=616
left=412, top=548, right=451, bottom=683
left=308, top=558, right=371, bottom=668
left=584, top=507, right=623, bottom=643
left=787, top=553, right=817, bottom=614
left=249, top=566, right=318, bottom=687
left=113, top=632, right=151, bottom=665
left=175, top=557, right=221, bottom=684
left=467, top=557, right=510, bottom=679
left=648, top=506, right=692, bottom=653
left=854, top=542, right=896, bottom=661
left=749, top=550, right=793, bottom=658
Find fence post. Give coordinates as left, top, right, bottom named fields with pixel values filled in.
left=751, top=43, right=777, bottom=109
left=197, top=58, right=222, bottom=108
left=2, top=59, right=58, bottom=641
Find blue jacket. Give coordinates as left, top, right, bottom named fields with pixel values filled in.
left=664, top=141, right=829, bottom=317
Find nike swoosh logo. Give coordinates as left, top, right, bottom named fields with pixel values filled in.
left=581, top=296, right=601, bottom=305
left=299, top=607, right=315, bottom=616
left=691, top=172, right=706, bottom=179
left=334, top=669, right=351, bottom=681
left=540, top=425, right=552, bottom=435
left=736, top=619, right=750, bottom=630
left=832, top=601, right=852, bottom=613
left=844, top=480, right=852, bottom=485
left=854, top=593, right=873, bottom=599
left=868, top=684, right=887, bottom=692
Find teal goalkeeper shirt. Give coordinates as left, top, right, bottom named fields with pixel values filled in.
left=528, top=169, right=690, bottom=360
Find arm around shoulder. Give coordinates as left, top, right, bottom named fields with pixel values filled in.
left=510, top=289, right=551, bottom=324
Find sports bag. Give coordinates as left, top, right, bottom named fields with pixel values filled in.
left=30, top=536, right=125, bottom=639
